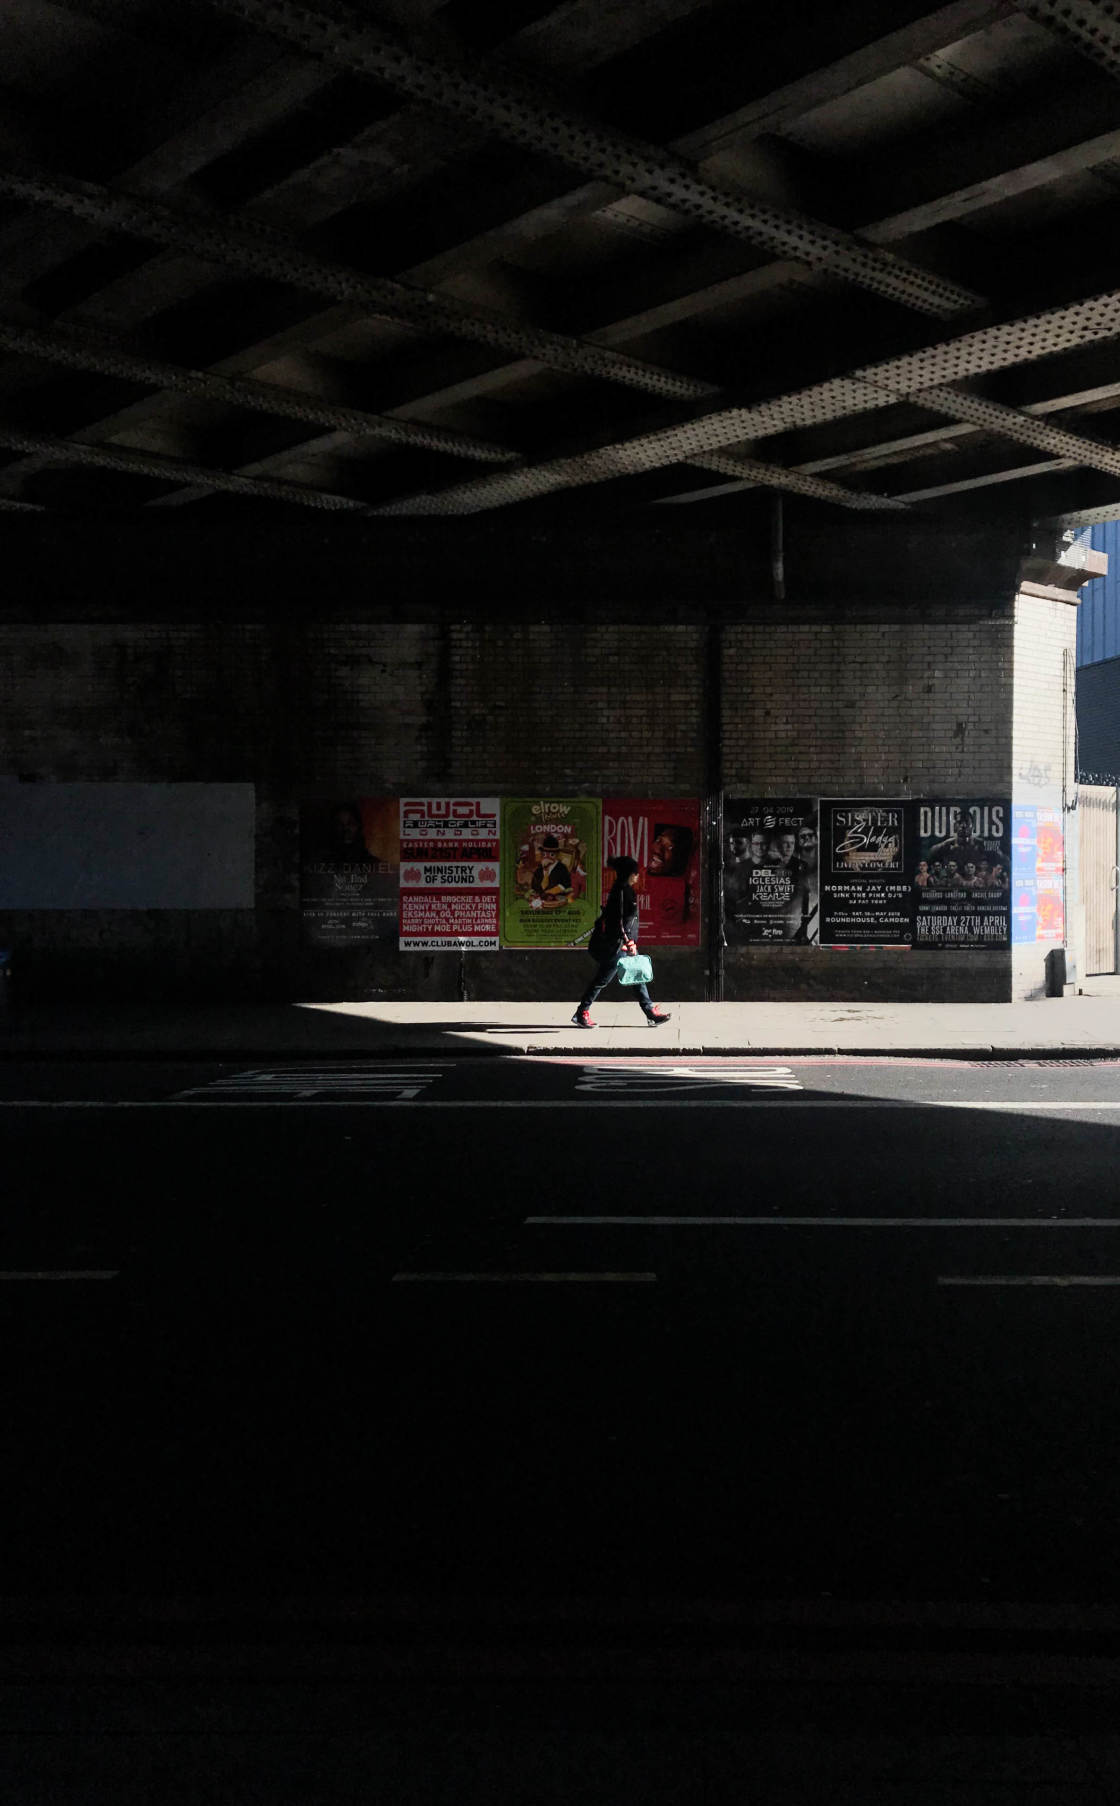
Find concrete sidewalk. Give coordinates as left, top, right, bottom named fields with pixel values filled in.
left=6, top=994, right=1120, bottom=1057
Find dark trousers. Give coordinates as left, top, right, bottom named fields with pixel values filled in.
left=578, top=948, right=653, bottom=1016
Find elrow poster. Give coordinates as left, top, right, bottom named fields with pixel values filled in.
left=602, top=798, right=702, bottom=947
left=399, top=797, right=501, bottom=951
left=723, top=799, right=818, bottom=943
left=500, top=797, right=601, bottom=949
left=299, top=796, right=399, bottom=946
left=820, top=801, right=912, bottom=946
left=912, top=800, right=1010, bottom=947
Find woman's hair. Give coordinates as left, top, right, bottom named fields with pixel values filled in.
left=607, top=856, right=640, bottom=885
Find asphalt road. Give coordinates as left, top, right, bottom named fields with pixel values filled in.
left=5, top=1054, right=1120, bottom=1606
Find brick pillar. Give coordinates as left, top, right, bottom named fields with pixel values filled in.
left=1012, top=533, right=1108, bottom=998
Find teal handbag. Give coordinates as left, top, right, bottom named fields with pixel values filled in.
left=617, top=952, right=653, bottom=985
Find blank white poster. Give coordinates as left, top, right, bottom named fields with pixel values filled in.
left=0, top=781, right=255, bottom=908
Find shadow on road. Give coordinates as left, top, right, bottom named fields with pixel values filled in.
left=6, top=1075, right=1120, bottom=1798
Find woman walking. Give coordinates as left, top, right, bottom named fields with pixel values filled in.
left=572, top=856, right=671, bottom=1028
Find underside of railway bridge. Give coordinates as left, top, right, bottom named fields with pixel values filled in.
left=4, top=0, right=1120, bottom=1003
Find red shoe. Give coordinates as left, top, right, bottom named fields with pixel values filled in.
left=646, top=1009, right=672, bottom=1026
left=571, top=1008, right=596, bottom=1028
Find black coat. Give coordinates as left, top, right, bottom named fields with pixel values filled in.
left=602, top=880, right=639, bottom=946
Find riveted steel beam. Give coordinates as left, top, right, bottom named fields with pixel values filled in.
left=0, top=163, right=880, bottom=517
left=0, top=10, right=1083, bottom=520
left=894, top=458, right=1076, bottom=503
left=687, top=454, right=910, bottom=511
left=370, top=287, right=1120, bottom=514
left=150, top=79, right=1120, bottom=501
left=1, top=0, right=714, bottom=307
left=0, top=318, right=519, bottom=463
left=0, top=426, right=377, bottom=514
left=671, top=0, right=1014, bottom=152
left=371, top=443, right=906, bottom=516
left=652, top=364, right=1120, bottom=504
left=911, top=385, right=1120, bottom=478
left=1049, top=497, right=1120, bottom=524
left=4, top=35, right=1112, bottom=520
left=0, top=165, right=716, bottom=405
left=202, top=0, right=982, bottom=320
left=1015, top=0, right=1120, bottom=80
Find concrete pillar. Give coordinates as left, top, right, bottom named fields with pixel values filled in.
left=1012, top=533, right=1108, bottom=998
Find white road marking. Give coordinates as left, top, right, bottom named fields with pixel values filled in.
left=6, top=1096, right=1120, bottom=1111
left=0, top=1270, right=119, bottom=1281
left=391, top=1271, right=656, bottom=1283
left=930, top=1101, right=1120, bottom=1112
left=939, top=1275, right=1120, bottom=1287
left=526, top=1216, right=1120, bottom=1227
left=173, top=1064, right=452, bottom=1100
left=1, top=1094, right=1118, bottom=1112
left=576, top=1064, right=803, bottom=1092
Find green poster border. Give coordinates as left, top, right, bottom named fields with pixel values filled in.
left=500, top=797, right=602, bottom=949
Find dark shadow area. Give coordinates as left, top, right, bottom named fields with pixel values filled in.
left=6, top=1076, right=1120, bottom=1797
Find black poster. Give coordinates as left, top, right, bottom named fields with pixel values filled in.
left=820, top=800, right=913, bottom=946
left=299, top=797, right=399, bottom=947
left=723, top=799, right=818, bottom=943
left=912, top=799, right=1010, bottom=948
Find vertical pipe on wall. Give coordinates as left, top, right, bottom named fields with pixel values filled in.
left=771, top=495, right=785, bottom=603
left=706, top=616, right=724, bottom=1002
left=1063, top=645, right=1078, bottom=985
left=1114, top=785, right=1120, bottom=977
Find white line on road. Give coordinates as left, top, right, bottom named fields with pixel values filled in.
left=391, top=1271, right=657, bottom=1283
left=0, top=1270, right=119, bottom=1281
left=576, top=1064, right=803, bottom=1092
left=173, top=1065, right=452, bottom=1099
left=939, top=1275, right=1120, bottom=1286
left=929, top=1101, right=1120, bottom=1111
left=526, top=1216, right=1120, bottom=1227
left=5, top=1097, right=1120, bottom=1110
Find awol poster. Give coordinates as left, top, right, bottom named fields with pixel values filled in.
left=501, top=798, right=601, bottom=949
left=399, top=797, right=500, bottom=951
left=912, top=800, right=1010, bottom=947
left=820, top=801, right=912, bottom=946
left=723, top=799, right=818, bottom=943
left=602, top=799, right=701, bottom=947
left=300, top=797, right=399, bottom=946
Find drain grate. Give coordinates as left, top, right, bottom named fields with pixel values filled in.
left=981, top=1058, right=1120, bottom=1069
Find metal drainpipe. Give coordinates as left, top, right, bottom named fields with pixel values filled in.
left=1114, top=784, right=1120, bottom=978
left=771, top=495, right=786, bottom=603
left=1062, top=644, right=1077, bottom=989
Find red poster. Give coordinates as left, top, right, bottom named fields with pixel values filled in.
left=1036, top=874, right=1065, bottom=941
left=602, top=798, right=702, bottom=947
left=1035, top=809, right=1065, bottom=875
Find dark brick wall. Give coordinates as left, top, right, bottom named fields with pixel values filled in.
left=721, top=607, right=1014, bottom=1002
left=0, top=509, right=1032, bottom=1003
left=448, top=621, right=706, bottom=795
